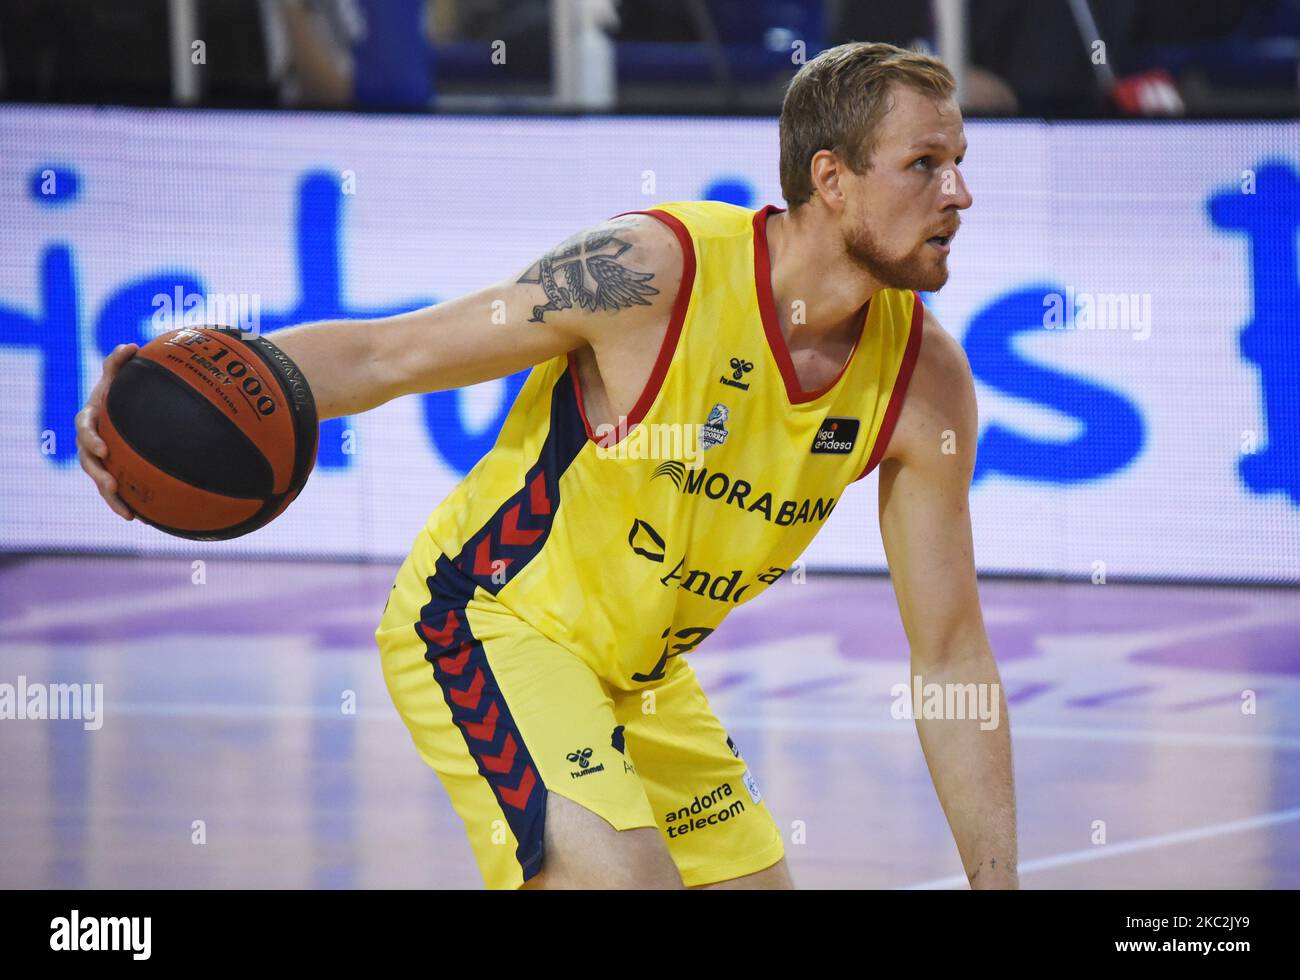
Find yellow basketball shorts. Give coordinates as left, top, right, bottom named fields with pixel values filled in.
left=374, top=532, right=785, bottom=889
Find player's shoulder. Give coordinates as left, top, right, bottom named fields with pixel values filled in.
left=546, top=209, right=686, bottom=300
left=913, top=301, right=972, bottom=391
left=575, top=199, right=756, bottom=296
left=882, top=299, right=977, bottom=468
left=867, top=290, right=967, bottom=381
left=538, top=200, right=762, bottom=336
left=632, top=199, right=761, bottom=240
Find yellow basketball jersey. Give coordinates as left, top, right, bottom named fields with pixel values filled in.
left=419, top=200, right=922, bottom=688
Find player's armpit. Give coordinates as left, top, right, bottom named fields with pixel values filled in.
left=373, top=213, right=683, bottom=400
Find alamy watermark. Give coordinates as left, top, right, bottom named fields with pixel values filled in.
left=1043, top=287, right=1151, bottom=340
left=595, top=416, right=705, bottom=468
left=50, top=910, right=150, bottom=959
left=152, top=287, right=262, bottom=336
left=1, top=675, right=103, bottom=731
left=891, top=676, right=1001, bottom=731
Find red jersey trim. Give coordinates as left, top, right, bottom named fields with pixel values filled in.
left=855, top=290, right=926, bottom=481
left=566, top=208, right=697, bottom=447
left=752, top=204, right=870, bottom=405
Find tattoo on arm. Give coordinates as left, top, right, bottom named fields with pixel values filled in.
left=518, top=230, right=659, bottom=323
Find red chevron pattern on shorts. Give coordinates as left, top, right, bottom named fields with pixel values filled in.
left=457, top=467, right=555, bottom=591
left=419, top=564, right=544, bottom=819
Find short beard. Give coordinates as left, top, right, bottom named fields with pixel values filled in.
left=843, top=221, right=949, bottom=293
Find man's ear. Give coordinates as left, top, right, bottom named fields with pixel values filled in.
left=809, top=149, right=849, bottom=212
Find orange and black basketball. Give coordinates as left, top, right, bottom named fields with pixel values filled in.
left=99, top=326, right=319, bottom=541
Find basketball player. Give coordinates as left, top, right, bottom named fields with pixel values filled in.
left=77, top=42, right=1017, bottom=889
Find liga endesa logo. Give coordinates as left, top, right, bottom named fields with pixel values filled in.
left=810, top=417, right=860, bottom=455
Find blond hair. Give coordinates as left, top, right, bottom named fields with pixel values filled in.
left=779, top=41, right=955, bottom=209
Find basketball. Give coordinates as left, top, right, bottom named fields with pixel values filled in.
left=98, top=326, right=319, bottom=541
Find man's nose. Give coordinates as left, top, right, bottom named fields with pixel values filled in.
left=946, top=167, right=973, bottom=210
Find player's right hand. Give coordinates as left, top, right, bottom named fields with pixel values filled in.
left=76, top=343, right=139, bottom=521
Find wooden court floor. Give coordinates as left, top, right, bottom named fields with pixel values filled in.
left=2, top=554, right=1297, bottom=889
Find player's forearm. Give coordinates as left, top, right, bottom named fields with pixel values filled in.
left=911, top=646, right=1019, bottom=889
left=266, top=319, right=393, bottom=421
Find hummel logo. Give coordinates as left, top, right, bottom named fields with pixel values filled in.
left=567, top=747, right=593, bottom=768
left=720, top=356, right=754, bottom=390
left=566, top=747, right=606, bottom=779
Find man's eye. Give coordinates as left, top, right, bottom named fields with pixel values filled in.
left=912, top=156, right=932, bottom=170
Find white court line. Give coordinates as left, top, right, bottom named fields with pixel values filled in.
left=722, top=717, right=1300, bottom=751
left=902, top=807, right=1300, bottom=890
